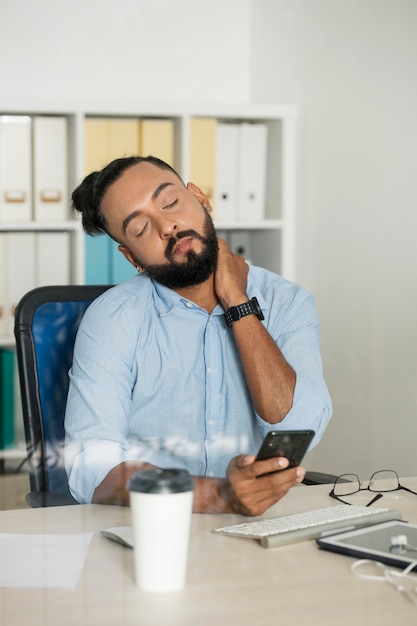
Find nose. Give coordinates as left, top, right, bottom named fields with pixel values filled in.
left=159, top=215, right=178, bottom=238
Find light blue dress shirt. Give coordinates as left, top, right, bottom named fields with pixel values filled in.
left=65, top=266, right=332, bottom=503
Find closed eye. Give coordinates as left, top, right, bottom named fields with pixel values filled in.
left=136, top=221, right=149, bottom=237
left=163, top=198, right=178, bottom=210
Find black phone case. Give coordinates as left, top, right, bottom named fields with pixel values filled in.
left=256, top=430, right=315, bottom=468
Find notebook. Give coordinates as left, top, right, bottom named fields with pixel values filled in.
left=101, top=526, right=133, bottom=549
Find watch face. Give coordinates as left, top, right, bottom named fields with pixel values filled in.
left=251, top=298, right=260, bottom=315
left=231, top=306, right=240, bottom=321
left=251, top=297, right=265, bottom=321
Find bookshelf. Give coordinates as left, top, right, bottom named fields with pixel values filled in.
left=0, top=102, right=297, bottom=459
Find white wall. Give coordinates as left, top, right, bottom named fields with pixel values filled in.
left=251, top=0, right=417, bottom=477
left=0, top=0, right=250, bottom=107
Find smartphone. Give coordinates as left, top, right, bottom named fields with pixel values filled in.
left=255, top=429, right=315, bottom=471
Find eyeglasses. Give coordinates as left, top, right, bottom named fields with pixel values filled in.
left=329, top=470, right=417, bottom=507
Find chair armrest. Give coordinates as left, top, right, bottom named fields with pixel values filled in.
left=25, top=491, right=79, bottom=508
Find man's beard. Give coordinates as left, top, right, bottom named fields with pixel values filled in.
left=141, top=214, right=218, bottom=289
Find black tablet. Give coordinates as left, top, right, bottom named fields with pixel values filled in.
left=317, top=520, right=417, bottom=571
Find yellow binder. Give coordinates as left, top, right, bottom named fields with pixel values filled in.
left=108, top=118, right=140, bottom=161
left=84, top=118, right=140, bottom=175
left=84, top=118, right=109, bottom=174
left=189, top=117, right=216, bottom=210
left=140, top=119, right=174, bottom=166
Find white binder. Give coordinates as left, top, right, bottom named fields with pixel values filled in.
left=0, top=116, right=32, bottom=222
left=237, top=123, right=268, bottom=222
left=0, top=234, right=6, bottom=336
left=36, top=232, right=70, bottom=285
left=214, top=123, right=240, bottom=222
left=33, top=116, right=68, bottom=221
left=229, top=231, right=253, bottom=265
left=4, top=232, right=36, bottom=337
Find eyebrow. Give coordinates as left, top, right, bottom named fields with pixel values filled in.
left=121, top=182, right=174, bottom=235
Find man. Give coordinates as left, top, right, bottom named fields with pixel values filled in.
left=65, top=155, right=332, bottom=515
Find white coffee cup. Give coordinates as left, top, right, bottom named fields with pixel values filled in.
left=127, top=468, right=194, bottom=592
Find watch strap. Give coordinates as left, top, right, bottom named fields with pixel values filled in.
left=224, top=297, right=264, bottom=327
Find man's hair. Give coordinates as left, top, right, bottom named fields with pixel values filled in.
left=71, top=155, right=184, bottom=236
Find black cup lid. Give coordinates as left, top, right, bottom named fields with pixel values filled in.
left=127, top=468, right=194, bottom=494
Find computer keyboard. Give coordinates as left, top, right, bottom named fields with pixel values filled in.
left=212, top=505, right=402, bottom=549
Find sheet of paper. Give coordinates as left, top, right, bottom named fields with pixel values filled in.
left=0, top=532, right=93, bottom=588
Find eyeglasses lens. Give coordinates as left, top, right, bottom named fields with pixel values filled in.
left=334, top=474, right=360, bottom=496
left=368, top=470, right=399, bottom=492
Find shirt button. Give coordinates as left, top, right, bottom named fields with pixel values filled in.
left=207, top=420, right=214, bottom=427
left=207, top=367, right=213, bottom=374
left=185, top=301, right=193, bottom=308
left=208, top=470, right=214, bottom=477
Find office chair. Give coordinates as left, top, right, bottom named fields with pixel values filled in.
left=14, top=284, right=113, bottom=507
left=14, top=284, right=336, bottom=507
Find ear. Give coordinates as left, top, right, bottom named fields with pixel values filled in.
left=186, top=182, right=212, bottom=212
left=118, top=245, right=142, bottom=272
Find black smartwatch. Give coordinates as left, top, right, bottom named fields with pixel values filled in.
left=224, top=297, right=265, bottom=328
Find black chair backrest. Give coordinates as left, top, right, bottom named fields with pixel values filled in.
left=14, top=284, right=113, bottom=506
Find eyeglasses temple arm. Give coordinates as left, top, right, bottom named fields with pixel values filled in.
left=329, top=491, right=351, bottom=506
left=366, top=493, right=383, bottom=507
left=400, top=485, right=417, bottom=496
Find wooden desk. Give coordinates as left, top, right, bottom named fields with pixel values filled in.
left=1, top=479, right=417, bottom=625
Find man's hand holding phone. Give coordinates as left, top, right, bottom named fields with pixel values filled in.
left=218, top=430, right=314, bottom=516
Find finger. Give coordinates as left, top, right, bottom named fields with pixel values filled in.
left=252, top=467, right=305, bottom=506
left=233, top=454, right=256, bottom=468
left=216, top=237, right=228, bottom=247
left=251, top=466, right=305, bottom=501
left=267, top=466, right=306, bottom=487
left=232, top=467, right=304, bottom=516
left=250, top=456, right=291, bottom=477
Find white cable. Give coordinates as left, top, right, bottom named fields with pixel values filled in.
left=351, top=559, right=417, bottom=607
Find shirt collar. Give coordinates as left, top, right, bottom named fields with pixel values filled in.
left=150, top=268, right=268, bottom=317
left=152, top=279, right=183, bottom=316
